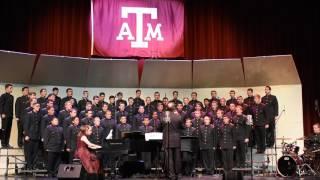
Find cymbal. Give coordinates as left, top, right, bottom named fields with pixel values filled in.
left=276, top=137, right=292, bottom=140
left=312, top=149, right=320, bottom=153
left=296, top=137, right=308, bottom=140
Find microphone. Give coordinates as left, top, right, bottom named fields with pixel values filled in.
left=164, top=111, right=170, bottom=123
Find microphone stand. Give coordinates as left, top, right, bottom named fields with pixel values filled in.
left=247, top=115, right=254, bottom=179
left=164, top=111, right=171, bottom=178
left=272, top=109, right=285, bottom=176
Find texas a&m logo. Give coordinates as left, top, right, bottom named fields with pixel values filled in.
left=116, top=7, right=164, bottom=48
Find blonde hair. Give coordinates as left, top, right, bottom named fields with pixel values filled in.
left=78, top=125, right=91, bottom=137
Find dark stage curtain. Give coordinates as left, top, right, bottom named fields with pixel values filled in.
left=0, top=0, right=319, bottom=135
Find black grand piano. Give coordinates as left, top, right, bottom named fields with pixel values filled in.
left=98, top=131, right=199, bottom=178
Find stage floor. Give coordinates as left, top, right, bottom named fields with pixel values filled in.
left=1, top=175, right=320, bottom=180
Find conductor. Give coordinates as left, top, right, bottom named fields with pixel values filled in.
left=161, top=102, right=183, bottom=180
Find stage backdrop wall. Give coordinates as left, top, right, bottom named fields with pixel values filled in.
left=0, top=83, right=303, bottom=152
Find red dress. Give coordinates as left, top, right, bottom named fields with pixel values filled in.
left=75, top=135, right=100, bottom=174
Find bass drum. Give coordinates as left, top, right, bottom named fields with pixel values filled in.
left=277, top=155, right=297, bottom=177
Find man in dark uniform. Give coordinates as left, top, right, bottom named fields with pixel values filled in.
left=125, top=97, right=135, bottom=125
left=138, top=117, right=154, bottom=133
left=150, top=111, right=161, bottom=132
left=97, top=92, right=106, bottom=110
left=207, top=100, right=219, bottom=120
left=15, top=86, right=29, bottom=148
left=213, top=109, right=224, bottom=168
left=189, top=92, right=202, bottom=109
left=78, top=90, right=91, bottom=112
left=39, top=100, right=54, bottom=118
left=203, top=98, right=211, bottom=113
left=250, top=94, right=269, bottom=153
left=60, top=88, right=77, bottom=110
left=169, top=91, right=182, bottom=105
left=116, top=92, right=127, bottom=109
left=108, top=96, right=116, bottom=118
left=226, top=90, right=237, bottom=106
left=160, top=102, right=183, bottom=180
left=101, top=110, right=117, bottom=139
left=116, top=116, right=132, bottom=139
left=46, top=94, right=59, bottom=116
left=133, top=90, right=145, bottom=113
left=79, top=102, right=92, bottom=119
left=133, top=106, right=147, bottom=130
left=52, top=87, right=61, bottom=112
left=219, top=115, right=236, bottom=178
left=244, top=88, right=254, bottom=110
left=226, top=102, right=237, bottom=121
left=40, top=106, right=56, bottom=140
left=58, top=101, right=72, bottom=127
left=91, top=96, right=100, bottom=114
left=262, top=86, right=279, bottom=147
left=90, top=117, right=104, bottom=145
left=63, top=108, right=78, bottom=138
left=219, top=98, right=228, bottom=112
left=182, top=97, right=192, bottom=117
left=115, top=102, right=128, bottom=123
left=138, top=117, right=154, bottom=171
left=191, top=111, right=203, bottom=137
left=181, top=118, right=196, bottom=176
left=151, top=92, right=162, bottom=110
left=243, top=88, right=254, bottom=115
left=233, top=105, right=251, bottom=167
left=176, top=102, right=187, bottom=121
left=97, top=102, right=109, bottom=119
left=199, top=116, right=218, bottom=175
left=144, top=97, right=154, bottom=118
left=0, top=84, right=14, bottom=148
left=210, top=90, right=220, bottom=105
left=162, top=97, right=169, bottom=111
left=24, top=102, right=41, bottom=169
left=81, top=110, right=94, bottom=126
left=37, top=88, right=47, bottom=108
left=43, top=117, right=64, bottom=177
left=305, top=123, right=320, bottom=171
left=156, top=103, right=165, bottom=119
left=66, top=117, right=80, bottom=163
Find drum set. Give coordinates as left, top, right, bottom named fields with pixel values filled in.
left=277, top=137, right=320, bottom=177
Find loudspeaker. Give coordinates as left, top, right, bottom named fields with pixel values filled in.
left=57, top=164, right=82, bottom=179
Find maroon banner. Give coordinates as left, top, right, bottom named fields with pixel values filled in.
left=91, top=0, right=184, bottom=58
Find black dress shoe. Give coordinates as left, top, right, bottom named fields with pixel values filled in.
left=7, top=145, right=14, bottom=149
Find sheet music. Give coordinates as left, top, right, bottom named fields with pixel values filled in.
left=106, top=129, right=113, bottom=139
left=145, top=132, right=163, bottom=141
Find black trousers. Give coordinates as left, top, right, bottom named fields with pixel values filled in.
left=25, top=140, right=39, bottom=168
left=266, top=120, right=275, bottom=147
left=1, top=116, right=13, bottom=146
left=215, top=148, right=223, bottom=168
left=47, top=151, right=61, bottom=176
left=182, top=151, right=195, bottom=175
left=200, top=149, right=215, bottom=173
left=164, top=147, right=181, bottom=179
left=235, top=140, right=247, bottom=167
left=17, top=119, right=24, bottom=147
left=222, top=149, right=234, bottom=171
left=254, top=126, right=266, bottom=152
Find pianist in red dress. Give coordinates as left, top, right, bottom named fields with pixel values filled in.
left=75, top=125, right=102, bottom=177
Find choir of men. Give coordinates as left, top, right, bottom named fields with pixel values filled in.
left=0, top=84, right=280, bottom=178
